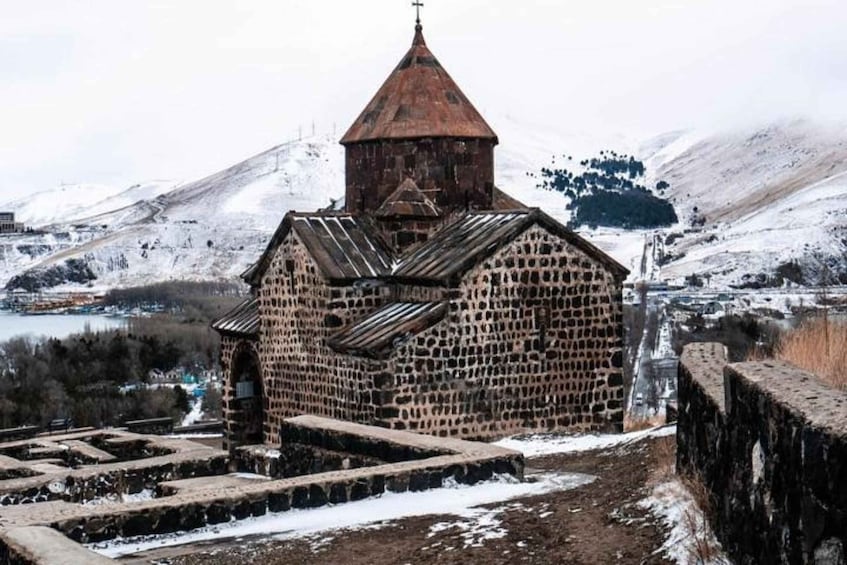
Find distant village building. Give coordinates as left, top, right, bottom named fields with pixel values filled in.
left=0, top=212, right=24, bottom=234
left=214, top=22, right=628, bottom=449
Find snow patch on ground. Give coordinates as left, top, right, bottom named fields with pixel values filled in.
left=180, top=398, right=204, bottom=427
left=426, top=500, right=557, bottom=550
left=83, top=489, right=156, bottom=507
left=495, top=425, right=676, bottom=458
left=639, top=478, right=730, bottom=565
left=89, top=472, right=595, bottom=558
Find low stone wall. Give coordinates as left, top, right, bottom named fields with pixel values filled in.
left=0, top=526, right=112, bottom=565
left=235, top=443, right=383, bottom=479
left=124, top=418, right=174, bottom=436
left=0, top=416, right=523, bottom=555
left=0, top=431, right=227, bottom=506
left=279, top=419, right=445, bottom=462
left=677, top=343, right=847, bottom=564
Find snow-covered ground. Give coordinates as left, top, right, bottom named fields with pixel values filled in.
left=494, top=424, right=676, bottom=458
left=640, top=478, right=730, bottom=565
left=180, top=398, right=204, bottom=427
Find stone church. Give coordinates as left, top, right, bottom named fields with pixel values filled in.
left=213, top=22, right=628, bottom=449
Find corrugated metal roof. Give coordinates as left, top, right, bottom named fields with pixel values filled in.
left=391, top=209, right=630, bottom=282
left=392, top=211, right=531, bottom=280
left=292, top=215, right=393, bottom=279
left=244, top=208, right=628, bottom=288
left=212, top=298, right=259, bottom=337
left=341, top=25, right=497, bottom=145
left=375, top=178, right=441, bottom=218
left=328, top=302, right=447, bottom=358
left=242, top=212, right=394, bottom=286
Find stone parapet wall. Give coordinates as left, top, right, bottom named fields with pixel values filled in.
left=677, top=342, right=847, bottom=564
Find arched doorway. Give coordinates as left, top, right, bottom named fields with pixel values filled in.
left=229, top=345, right=264, bottom=447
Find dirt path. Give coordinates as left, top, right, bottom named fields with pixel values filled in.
left=124, top=436, right=676, bottom=565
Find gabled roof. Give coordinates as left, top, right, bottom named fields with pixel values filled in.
left=327, top=302, right=448, bottom=359
left=375, top=178, right=441, bottom=218
left=244, top=208, right=627, bottom=288
left=212, top=298, right=259, bottom=338
left=340, top=25, right=497, bottom=145
left=391, top=209, right=629, bottom=283
left=242, top=212, right=393, bottom=286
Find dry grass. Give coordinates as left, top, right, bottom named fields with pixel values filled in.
left=679, top=474, right=724, bottom=564
left=623, top=413, right=666, bottom=432
left=776, top=318, right=847, bottom=389
left=649, top=435, right=677, bottom=483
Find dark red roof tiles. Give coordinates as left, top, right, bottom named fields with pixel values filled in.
left=340, top=25, right=498, bottom=145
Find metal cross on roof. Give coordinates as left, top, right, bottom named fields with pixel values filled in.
left=412, top=1, right=424, bottom=25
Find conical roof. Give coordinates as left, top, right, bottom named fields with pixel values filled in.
left=341, top=25, right=498, bottom=145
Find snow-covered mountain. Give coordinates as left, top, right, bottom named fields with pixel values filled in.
left=1, top=119, right=846, bottom=292
left=0, top=136, right=344, bottom=291
left=644, top=119, right=847, bottom=287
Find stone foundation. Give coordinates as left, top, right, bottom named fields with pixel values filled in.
left=0, top=430, right=226, bottom=506
left=0, top=416, right=523, bottom=562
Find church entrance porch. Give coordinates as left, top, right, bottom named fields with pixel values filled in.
left=228, top=344, right=264, bottom=449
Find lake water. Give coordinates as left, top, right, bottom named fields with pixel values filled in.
left=0, top=311, right=127, bottom=342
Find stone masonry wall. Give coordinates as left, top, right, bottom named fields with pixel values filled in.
left=345, top=138, right=496, bottom=217
left=677, top=343, right=847, bottom=564
left=246, top=224, right=625, bottom=444
left=375, top=225, right=625, bottom=439
left=258, top=230, right=389, bottom=445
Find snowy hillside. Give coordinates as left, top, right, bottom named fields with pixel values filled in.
left=644, top=119, right=847, bottom=287
left=0, top=136, right=344, bottom=291
left=1, top=119, right=846, bottom=291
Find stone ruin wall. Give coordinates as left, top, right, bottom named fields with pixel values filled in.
left=374, top=225, right=625, bottom=439
left=345, top=138, right=496, bottom=215
left=257, top=230, right=389, bottom=445
left=0, top=417, right=524, bottom=564
left=677, top=343, right=847, bottom=564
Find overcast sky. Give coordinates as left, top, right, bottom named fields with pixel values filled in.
left=2, top=0, right=846, bottom=201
